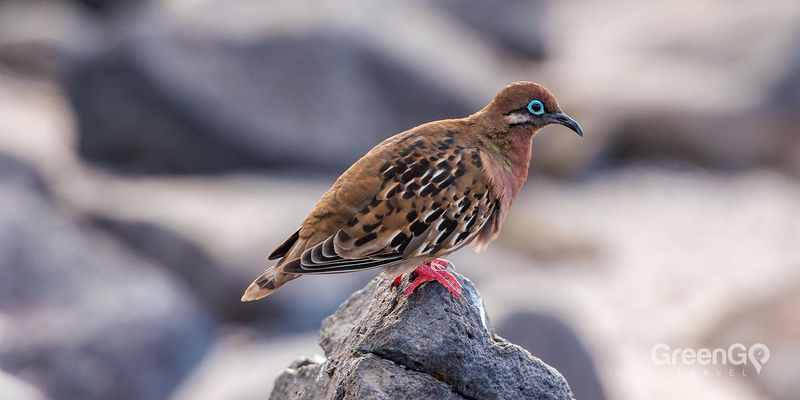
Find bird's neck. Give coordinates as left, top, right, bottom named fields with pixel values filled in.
left=482, top=128, right=535, bottom=200
left=467, top=112, right=536, bottom=200
left=501, top=131, right=534, bottom=196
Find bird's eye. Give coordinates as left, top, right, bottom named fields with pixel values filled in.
left=527, top=99, right=545, bottom=116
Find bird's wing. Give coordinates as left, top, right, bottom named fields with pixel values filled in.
left=283, top=130, right=499, bottom=275
left=267, top=228, right=300, bottom=260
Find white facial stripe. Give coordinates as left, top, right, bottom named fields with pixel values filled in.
left=505, top=113, right=531, bottom=125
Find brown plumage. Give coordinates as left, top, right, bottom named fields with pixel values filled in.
left=241, top=81, right=582, bottom=301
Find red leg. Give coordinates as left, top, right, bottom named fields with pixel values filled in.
left=403, top=259, right=462, bottom=297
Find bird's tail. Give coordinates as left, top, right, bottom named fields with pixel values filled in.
left=240, top=266, right=298, bottom=302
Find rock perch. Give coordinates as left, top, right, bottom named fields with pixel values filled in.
left=269, top=272, right=574, bottom=400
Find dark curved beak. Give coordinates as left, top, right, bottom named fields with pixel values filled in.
left=549, top=112, right=583, bottom=137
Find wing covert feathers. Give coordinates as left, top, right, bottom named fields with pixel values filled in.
left=243, top=124, right=504, bottom=301
left=267, top=229, right=300, bottom=260
left=283, top=127, right=500, bottom=275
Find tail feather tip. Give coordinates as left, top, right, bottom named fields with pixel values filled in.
left=241, top=282, right=271, bottom=302
left=241, top=267, right=289, bottom=302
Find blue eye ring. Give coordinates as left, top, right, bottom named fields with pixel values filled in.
left=527, top=99, right=545, bottom=115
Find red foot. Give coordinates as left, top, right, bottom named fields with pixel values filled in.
left=395, top=259, right=462, bottom=298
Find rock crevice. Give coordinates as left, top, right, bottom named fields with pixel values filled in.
left=270, top=273, right=574, bottom=400
left=364, top=350, right=474, bottom=400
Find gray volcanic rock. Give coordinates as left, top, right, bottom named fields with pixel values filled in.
left=88, top=215, right=278, bottom=325
left=497, top=312, right=606, bottom=400
left=0, top=153, right=212, bottom=400
left=270, top=273, right=574, bottom=400
left=65, top=31, right=469, bottom=175
left=434, top=0, right=549, bottom=59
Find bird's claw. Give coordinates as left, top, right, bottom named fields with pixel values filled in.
left=396, top=259, right=462, bottom=298
left=391, top=274, right=403, bottom=289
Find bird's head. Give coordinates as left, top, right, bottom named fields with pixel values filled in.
left=480, top=81, right=583, bottom=137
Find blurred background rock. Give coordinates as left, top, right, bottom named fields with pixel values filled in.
left=0, top=0, right=798, bottom=399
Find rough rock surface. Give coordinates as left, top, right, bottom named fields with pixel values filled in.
left=497, top=312, right=606, bottom=400
left=270, top=273, right=574, bottom=400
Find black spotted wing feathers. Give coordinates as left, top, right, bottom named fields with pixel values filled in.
left=283, top=130, right=498, bottom=275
